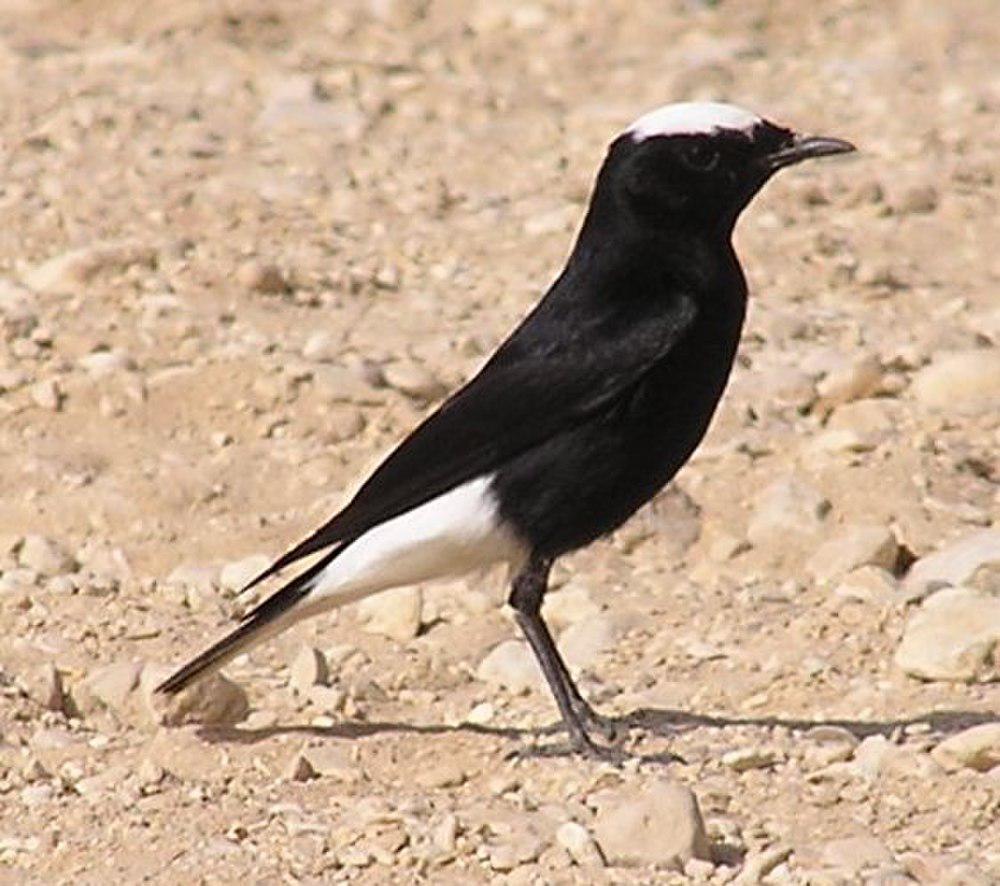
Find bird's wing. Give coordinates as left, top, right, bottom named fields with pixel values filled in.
left=245, top=289, right=698, bottom=588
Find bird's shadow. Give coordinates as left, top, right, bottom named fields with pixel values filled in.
left=198, top=705, right=996, bottom=759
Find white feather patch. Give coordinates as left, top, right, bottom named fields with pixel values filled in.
left=628, top=101, right=762, bottom=142
left=308, top=475, right=527, bottom=609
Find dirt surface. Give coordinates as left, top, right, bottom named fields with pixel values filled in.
left=1, top=1, right=999, bottom=883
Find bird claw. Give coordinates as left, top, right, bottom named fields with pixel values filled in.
left=506, top=735, right=627, bottom=764
left=570, top=732, right=628, bottom=763
left=572, top=701, right=621, bottom=743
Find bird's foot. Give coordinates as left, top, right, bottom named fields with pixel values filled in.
left=569, top=730, right=628, bottom=763
left=570, top=699, right=621, bottom=743
left=506, top=733, right=627, bottom=764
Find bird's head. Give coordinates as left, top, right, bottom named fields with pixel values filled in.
left=597, top=101, right=855, bottom=235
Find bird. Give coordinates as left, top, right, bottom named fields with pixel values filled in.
left=158, top=101, right=854, bottom=758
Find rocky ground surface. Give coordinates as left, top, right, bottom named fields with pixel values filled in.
left=1, top=1, right=999, bottom=883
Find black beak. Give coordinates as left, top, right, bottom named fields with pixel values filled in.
left=765, top=134, right=856, bottom=172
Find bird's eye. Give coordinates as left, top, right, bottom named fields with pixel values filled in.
left=678, top=142, right=720, bottom=172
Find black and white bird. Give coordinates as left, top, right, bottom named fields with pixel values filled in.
left=158, top=101, right=854, bottom=757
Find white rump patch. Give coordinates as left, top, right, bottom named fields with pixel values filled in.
left=628, top=101, right=762, bottom=142
left=307, top=476, right=527, bottom=610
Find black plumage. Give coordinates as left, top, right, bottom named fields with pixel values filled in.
left=159, top=102, right=854, bottom=758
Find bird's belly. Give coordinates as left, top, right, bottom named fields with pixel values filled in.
left=495, top=348, right=734, bottom=558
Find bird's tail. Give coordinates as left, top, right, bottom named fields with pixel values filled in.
left=156, top=549, right=339, bottom=695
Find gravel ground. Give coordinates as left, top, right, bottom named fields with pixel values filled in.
left=1, top=1, right=998, bottom=883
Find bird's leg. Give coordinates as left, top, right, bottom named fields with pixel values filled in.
left=558, top=664, right=620, bottom=741
left=540, top=623, right=619, bottom=741
left=508, top=558, right=619, bottom=757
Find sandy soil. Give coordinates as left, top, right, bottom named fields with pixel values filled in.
left=0, top=0, right=998, bottom=883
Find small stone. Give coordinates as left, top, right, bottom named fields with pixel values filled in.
left=827, top=398, right=895, bottom=435
left=856, top=261, right=906, bottom=289
left=20, top=784, right=55, bottom=806
left=930, top=723, right=1000, bottom=772
left=382, top=360, right=447, bottom=401
left=747, top=477, right=830, bottom=547
left=301, top=745, right=362, bottom=783
left=542, top=585, right=603, bottom=629
left=136, top=758, right=164, bottom=788
left=301, top=331, right=339, bottom=362
left=488, top=832, right=546, bottom=872
left=894, top=586, right=1000, bottom=682
left=432, top=814, right=458, bottom=853
left=237, top=260, right=289, bottom=294
left=75, top=766, right=130, bottom=799
left=592, top=779, right=711, bottom=870
left=733, top=845, right=793, bottom=884
left=684, top=857, right=716, bottom=879
left=324, top=405, right=366, bottom=442
left=243, top=709, right=279, bottom=730
left=465, top=701, right=494, bottom=725
left=18, top=535, right=75, bottom=576
left=356, top=586, right=422, bottom=642
left=75, top=541, right=133, bottom=584
left=852, top=735, right=894, bottom=779
left=46, top=574, right=76, bottom=596
left=556, top=821, right=605, bottom=868
left=628, top=485, right=702, bottom=558
left=867, top=870, right=917, bottom=886
left=820, top=834, right=894, bottom=872
left=257, top=75, right=365, bottom=137
left=78, top=350, right=133, bottom=376
left=142, top=664, right=249, bottom=727
left=0, top=367, right=29, bottom=393
left=802, top=725, right=859, bottom=770
left=721, top=746, right=780, bottom=772
left=218, top=554, right=271, bottom=594
left=477, top=639, right=545, bottom=694
left=755, top=367, right=818, bottom=410
left=487, top=844, right=519, bottom=872
left=21, top=662, right=66, bottom=713
left=24, top=241, right=156, bottom=293
left=373, top=264, right=400, bottom=290
left=165, top=563, right=218, bottom=595
left=910, top=350, right=1000, bottom=410
left=896, top=184, right=938, bottom=214
left=815, top=354, right=883, bottom=411
left=902, top=529, right=1000, bottom=599
left=834, top=566, right=898, bottom=602
left=312, top=365, right=384, bottom=405
left=288, top=645, right=329, bottom=694
left=75, top=661, right=143, bottom=718
left=307, top=685, right=346, bottom=713
left=558, top=614, right=620, bottom=670
left=284, top=753, right=316, bottom=782
left=144, top=726, right=228, bottom=781
left=806, top=428, right=877, bottom=455
left=30, top=378, right=62, bottom=411
left=29, top=728, right=76, bottom=751
left=708, top=531, right=750, bottom=562
left=415, top=759, right=466, bottom=789
left=805, top=525, right=899, bottom=585
left=0, top=277, right=37, bottom=329
left=902, top=852, right=993, bottom=886
left=337, top=846, right=373, bottom=868
left=21, top=756, right=49, bottom=783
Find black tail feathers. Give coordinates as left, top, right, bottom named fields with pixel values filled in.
left=156, top=549, right=336, bottom=695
